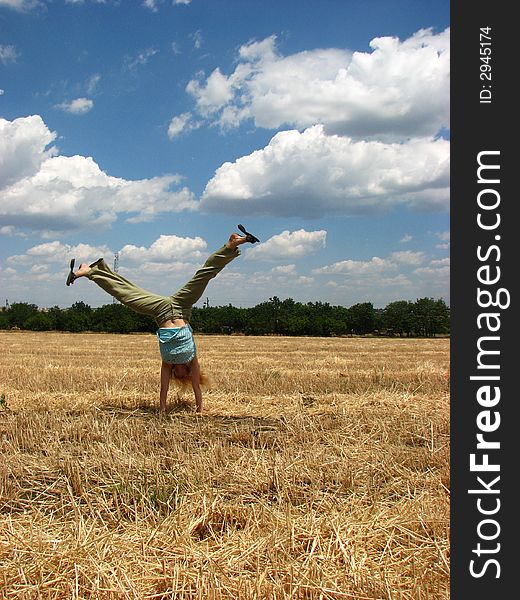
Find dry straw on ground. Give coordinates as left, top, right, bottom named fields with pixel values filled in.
left=0, top=331, right=449, bottom=599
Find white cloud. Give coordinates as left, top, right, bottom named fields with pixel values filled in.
left=0, top=115, right=198, bottom=235
left=0, top=44, right=18, bottom=64
left=0, top=0, right=40, bottom=11
left=314, top=250, right=425, bottom=276
left=435, top=230, right=450, bottom=249
left=414, top=264, right=450, bottom=279
left=144, top=0, right=191, bottom=7
left=190, top=30, right=203, bottom=50
left=271, top=264, right=296, bottom=275
left=0, top=115, right=58, bottom=189
left=186, top=68, right=234, bottom=116
left=0, top=89, right=4, bottom=95
left=56, top=97, right=94, bottom=114
left=246, top=229, right=326, bottom=261
left=413, top=256, right=450, bottom=286
left=5, top=235, right=209, bottom=282
left=86, top=74, right=101, bottom=95
left=314, top=256, right=393, bottom=276
left=311, top=247, right=450, bottom=306
left=119, top=235, right=207, bottom=264
left=142, top=0, right=159, bottom=10
left=200, top=125, right=449, bottom=217
left=7, top=241, right=112, bottom=266
left=389, top=250, right=425, bottom=266
left=3, top=234, right=223, bottom=306
left=400, top=234, right=412, bottom=243
left=167, top=112, right=200, bottom=139
left=126, top=47, right=159, bottom=70
left=187, top=28, right=449, bottom=140
left=430, top=257, right=450, bottom=267
left=1, top=225, right=19, bottom=236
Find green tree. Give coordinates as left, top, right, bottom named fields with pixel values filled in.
left=91, top=304, right=138, bottom=333
left=5, top=302, right=39, bottom=328
left=412, top=297, right=450, bottom=336
left=383, top=300, right=414, bottom=336
left=24, top=312, right=55, bottom=331
left=0, top=313, right=10, bottom=329
left=348, top=302, right=376, bottom=335
left=64, top=301, right=93, bottom=332
left=47, top=306, right=67, bottom=331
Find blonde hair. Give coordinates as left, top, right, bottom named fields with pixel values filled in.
left=171, top=365, right=209, bottom=388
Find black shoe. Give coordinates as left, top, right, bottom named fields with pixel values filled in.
left=66, top=258, right=76, bottom=286
left=238, top=224, right=260, bottom=244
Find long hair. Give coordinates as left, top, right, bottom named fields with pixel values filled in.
left=171, top=364, right=209, bottom=388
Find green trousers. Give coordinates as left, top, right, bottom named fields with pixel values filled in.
left=86, top=244, right=240, bottom=326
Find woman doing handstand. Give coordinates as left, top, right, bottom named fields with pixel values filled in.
left=66, top=227, right=259, bottom=413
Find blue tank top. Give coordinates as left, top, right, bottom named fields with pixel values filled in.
left=156, top=324, right=196, bottom=364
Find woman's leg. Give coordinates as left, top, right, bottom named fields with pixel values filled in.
left=71, top=233, right=250, bottom=322
left=83, top=259, right=171, bottom=320
left=171, top=245, right=239, bottom=309
left=171, top=235, right=243, bottom=309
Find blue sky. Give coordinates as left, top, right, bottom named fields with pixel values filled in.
left=0, top=0, right=449, bottom=310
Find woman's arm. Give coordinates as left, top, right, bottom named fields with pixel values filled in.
left=159, top=361, right=173, bottom=413
left=190, top=357, right=203, bottom=413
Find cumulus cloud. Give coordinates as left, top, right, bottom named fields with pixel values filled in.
left=0, top=225, right=25, bottom=237
left=429, top=257, right=450, bottom=267
left=435, top=230, right=450, bottom=249
left=5, top=235, right=208, bottom=269
left=271, top=264, right=297, bottom=275
left=309, top=247, right=450, bottom=305
left=389, top=250, right=426, bottom=266
left=167, top=112, right=200, bottom=139
left=0, top=115, right=198, bottom=236
left=0, top=115, right=58, bottom=188
left=246, top=229, right=327, bottom=261
left=3, top=234, right=222, bottom=304
left=119, top=235, right=207, bottom=264
left=414, top=256, right=450, bottom=279
left=55, top=97, right=94, bottom=114
left=187, top=28, right=449, bottom=140
left=315, top=256, right=393, bottom=277
left=200, top=125, right=449, bottom=217
left=313, top=250, right=425, bottom=276
left=7, top=241, right=112, bottom=266
left=186, top=68, right=234, bottom=116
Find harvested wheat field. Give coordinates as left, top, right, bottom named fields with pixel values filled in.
left=0, top=330, right=450, bottom=599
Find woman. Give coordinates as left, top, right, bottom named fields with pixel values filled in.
left=66, top=227, right=259, bottom=413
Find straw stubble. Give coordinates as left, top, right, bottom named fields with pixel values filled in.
left=0, top=331, right=449, bottom=599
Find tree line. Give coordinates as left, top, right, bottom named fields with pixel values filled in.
left=0, top=296, right=449, bottom=337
